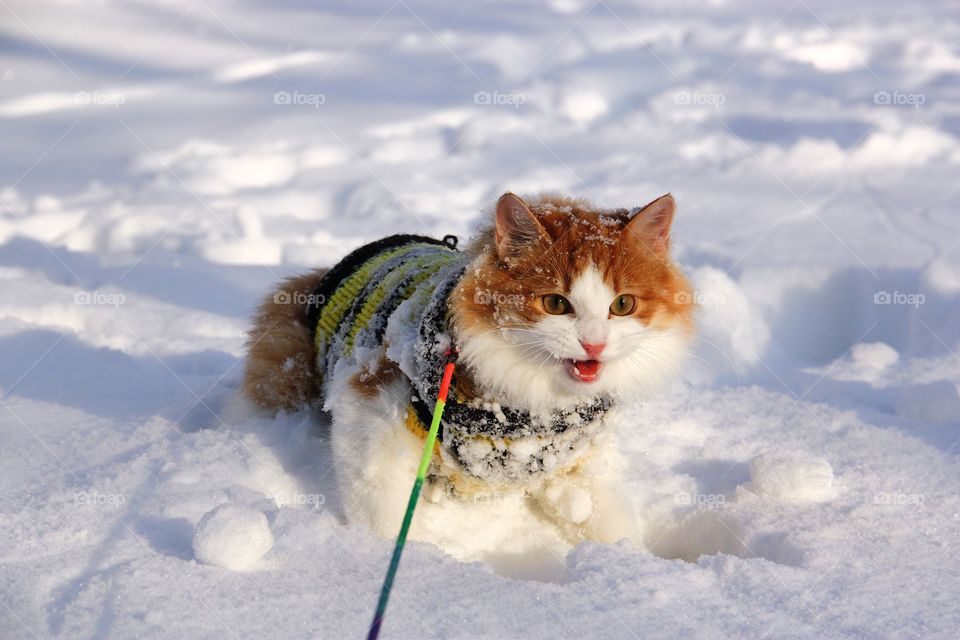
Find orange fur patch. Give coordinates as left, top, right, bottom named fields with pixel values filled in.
left=243, top=269, right=327, bottom=411
left=452, top=194, right=694, bottom=335
left=350, top=354, right=402, bottom=398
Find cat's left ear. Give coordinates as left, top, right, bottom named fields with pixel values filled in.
left=624, top=193, right=675, bottom=257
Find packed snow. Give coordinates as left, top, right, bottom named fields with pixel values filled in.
left=2, top=0, right=959, bottom=638
left=748, top=455, right=836, bottom=504
left=192, top=504, right=274, bottom=572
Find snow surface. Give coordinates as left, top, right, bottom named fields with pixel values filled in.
left=2, top=0, right=960, bottom=638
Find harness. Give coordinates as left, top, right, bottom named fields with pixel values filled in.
left=308, top=234, right=614, bottom=483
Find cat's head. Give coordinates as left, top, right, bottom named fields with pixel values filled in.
left=451, top=192, right=695, bottom=413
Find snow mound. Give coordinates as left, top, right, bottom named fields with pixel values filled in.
left=749, top=455, right=836, bottom=504
left=687, top=265, right=769, bottom=382
left=192, top=504, right=274, bottom=571
left=851, top=341, right=900, bottom=371
left=828, top=341, right=901, bottom=383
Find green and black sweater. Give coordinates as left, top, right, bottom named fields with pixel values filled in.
left=306, top=234, right=613, bottom=483
left=306, top=233, right=462, bottom=391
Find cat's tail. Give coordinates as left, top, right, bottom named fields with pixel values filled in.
left=242, top=269, right=328, bottom=412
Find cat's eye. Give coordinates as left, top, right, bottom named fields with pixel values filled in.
left=609, top=294, right=637, bottom=316
left=542, top=294, right=572, bottom=315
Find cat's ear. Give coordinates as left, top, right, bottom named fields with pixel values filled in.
left=624, top=193, right=675, bottom=257
left=495, top=193, right=547, bottom=259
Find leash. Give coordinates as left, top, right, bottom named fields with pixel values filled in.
left=367, top=349, right=458, bottom=640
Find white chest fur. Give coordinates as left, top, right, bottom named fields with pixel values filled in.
left=327, top=371, right=639, bottom=574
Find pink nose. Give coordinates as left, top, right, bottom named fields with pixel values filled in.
left=580, top=342, right=606, bottom=359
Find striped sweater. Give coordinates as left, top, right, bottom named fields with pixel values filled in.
left=306, top=233, right=613, bottom=486
left=306, top=234, right=464, bottom=399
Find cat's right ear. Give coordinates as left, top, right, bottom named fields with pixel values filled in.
left=624, top=193, right=676, bottom=258
left=495, top=193, right=547, bottom=259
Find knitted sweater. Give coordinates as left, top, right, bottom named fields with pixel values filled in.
left=306, top=234, right=463, bottom=395
left=306, top=234, right=614, bottom=486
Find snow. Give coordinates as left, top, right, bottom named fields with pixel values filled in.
left=748, top=455, right=836, bottom=504
left=192, top=504, right=274, bottom=571
left=894, top=381, right=960, bottom=425
left=2, top=0, right=960, bottom=639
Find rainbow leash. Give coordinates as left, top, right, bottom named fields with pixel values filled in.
left=367, top=350, right=457, bottom=640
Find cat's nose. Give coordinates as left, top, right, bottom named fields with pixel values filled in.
left=580, top=342, right=606, bottom=359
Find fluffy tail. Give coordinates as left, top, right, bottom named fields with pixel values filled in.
left=243, top=269, right=328, bottom=412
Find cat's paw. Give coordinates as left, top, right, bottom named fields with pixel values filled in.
left=542, top=483, right=593, bottom=524
left=582, top=485, right=643, bottom=546
left=536, top=476, right=642, bottom=545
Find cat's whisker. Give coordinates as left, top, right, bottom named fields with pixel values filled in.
left=678, top=351, right=712, bottom=368
left=624, top=332, right=740, bottom=375
left=625, top=356, right=682, bottom=391
left=489, top=342, right=546, bottom=352
left=534, top=351, right=558, bottom=373
left=625, top=348, right=697, bottom=390
left=623, top=354, right=660, bottom=386
left=467, top=324, right=540, bottom=340
left=619, top=328, right=690, bottom=340
left=626, top=348, right=682, bottom=378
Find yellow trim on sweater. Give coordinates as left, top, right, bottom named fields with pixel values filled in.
left=314, top=245, right=411, bottom=346
left=342, top=253, right=446, bottom=353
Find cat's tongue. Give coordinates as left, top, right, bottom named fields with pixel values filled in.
left=567, top=359, right=602, bottom=383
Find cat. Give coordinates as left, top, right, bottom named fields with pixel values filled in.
left=242, top=192, right=694, bottom=571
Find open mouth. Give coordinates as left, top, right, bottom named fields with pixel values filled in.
left=565, top=359, right=602, bottom=383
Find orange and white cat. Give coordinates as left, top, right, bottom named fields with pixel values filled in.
left=243, top=192, right=694, bottom=573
